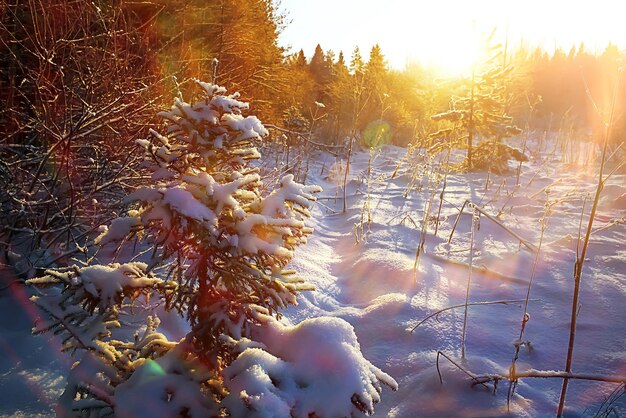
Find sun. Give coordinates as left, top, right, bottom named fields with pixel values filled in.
left=403, top=21, right=509, bottom=78
left=417, top=32, right=483, bottom=76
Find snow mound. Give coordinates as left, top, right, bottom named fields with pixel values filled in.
left=224, top=316, right=398, bottom=417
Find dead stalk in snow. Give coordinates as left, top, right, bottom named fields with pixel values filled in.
left=314, top=200, right=337, bottom=214
left=557, top=67, right=623, bottom=417
left=448, top=200, right=538, bottom=253
left=496, top=184, right=519, bottom=217
left=592, top=382, right=626, bottom=417
left=460, top=206, right=477, bottom=359
left=411, top=299, right=540, bottom=332
left=529, top=178, right=564, bottom=199
left=448, top=200, right=469, bottom=243
left=477, top=371, right=626, bottom=386
left=342, top=137, right=354, bottom=214
left=426, top=252, right=528, bottom=285
left=434, top=148, right=452, bottom=237
left=366, top=149, right=375, bottom=224
left=391, top=146, right=412, bottom=179
left=413, top=164, right=441, bottom=277
left=507, top=196, right=552, bottom=408
left=300, top=105, right=327, bottom=184
left=516, top=96, right=540, bottom=186
left=436, top=351, right=490, bottom=389
left=436, top=354, right=625, bottom=398
left=404, top=153, right=430, bottom=198
left=354, top=150, right=374, bottom=244
left=343, top=68, right=370, bottom=213
left=591, top=217, right=626, bottom=235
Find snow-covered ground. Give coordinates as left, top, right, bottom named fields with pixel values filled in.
left=282, top=140, right=626, bottom=417
left=1, top=138, right=625, bottom=417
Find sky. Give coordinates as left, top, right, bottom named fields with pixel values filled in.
left=278, top=0, right=626, bottom=74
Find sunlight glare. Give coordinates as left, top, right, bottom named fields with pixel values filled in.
left=418, top=30, right=482, bottom=76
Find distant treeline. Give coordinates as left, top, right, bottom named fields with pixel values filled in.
left=1, top=0, right=625, bottom=151
left=0, top=0, right=624, bottom=282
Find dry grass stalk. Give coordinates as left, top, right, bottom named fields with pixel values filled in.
left=448, top=200, right=538, bottom=253
left=411, top=299, right=540, bottom=332
left=460, top=207, right=477, bottom=358
left=413, top=163, right=441, bottom=276
left=507, top=197, right=552, bottom=408
left=557, top=67, right=623, bottom=417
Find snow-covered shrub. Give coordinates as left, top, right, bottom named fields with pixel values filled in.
left=29, top=81, right=396, bottom=417
left=465, top=140, right=528, bottom=174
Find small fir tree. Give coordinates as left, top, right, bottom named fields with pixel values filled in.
left=28, top=81, right=396, bottom=417
left=431, top=35, right=524, bottom=172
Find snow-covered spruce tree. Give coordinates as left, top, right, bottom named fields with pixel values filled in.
left=430, top=38, right=525, bottom=173
left=28, top=81, right=397, bottom=417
